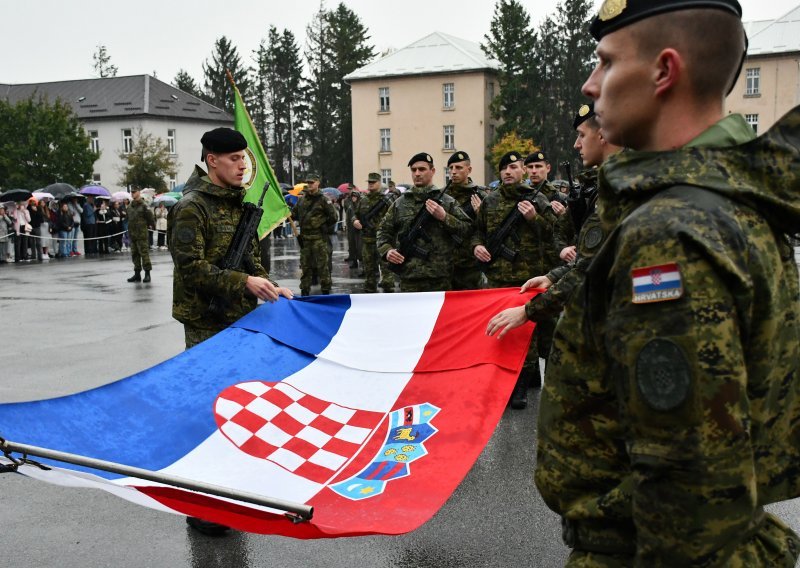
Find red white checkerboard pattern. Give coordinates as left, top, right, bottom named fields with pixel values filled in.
left=214, top=381, right=385, bottom=483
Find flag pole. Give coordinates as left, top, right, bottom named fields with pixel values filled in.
left=1, top=438, right=313, bottom=521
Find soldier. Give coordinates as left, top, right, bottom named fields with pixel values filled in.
left=342, top=187, right=362, bottom=269
left=473, top=151, right=557, bottom=408
left=353, top=172, right=393, bottom=293
left=168, top=127, right=292, bottom=535
left=447, top=150, right=486, bottom=290
left=531, top=0, right=798, bottom=564
left=487, top=102, right=621, bottom=332
left=377, top=153, right=470, bottom=292
left=126, top=188, right=155, bottom=283
left=292, top=173, right=338, bottom=296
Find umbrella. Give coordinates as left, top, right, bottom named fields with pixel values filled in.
left=111, top=191, right=131, bottom=202
left=32, top=191, right=55, bottom=200
left=161, top=191, right=183, bottom=201
left=173, top=183, right=185, bottom=194
left=337, top=182, right=354, bottom=193
left=153, top=195, right=178, bottom=206
left=284, top=194, right=298, bottom=207
left=44, top=183, right=77, bottom=198
left=79, top=185, right=111, bottom=197
left=279, top=182, right=292, bottom=191
left=0, top=189, right=33, bottom=202
left=322, top=187, right=341, bottom=199
left=289, top=183, right=306, bottom=196
left=60, top=192, right=85, bottom=202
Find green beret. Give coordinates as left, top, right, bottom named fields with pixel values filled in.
left=447, top=151, right=471, bottom=167
left=573, top=102, right=595, bottom=130
left=304, top=173, right=321, bottom=182
left=498, top=151, right=523, bottom=171
left=590, top=0, right=742, bottom=40
left=524, top=151, right=548, bottom=165
left=200, top=127, right=247, bottom=160
left=367, top=172, right=381, bottom=182
left=407, top=152, right=434, bottom=167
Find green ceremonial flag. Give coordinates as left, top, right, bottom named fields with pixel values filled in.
left=230, top=76, right=290, bottom=239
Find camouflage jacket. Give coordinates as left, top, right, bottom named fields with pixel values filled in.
left=448, top=180, right=485, bottom=268
left=354, top=190, right=391, bottom=239
left=471, top=182, right=557, bottom=286
left=168, top=166, right=270, bottom=331
left=377, top=184, right=471, bottom=284
left=127, top=199, right=154, bottom=239
left=292, top=191, right=337, bottom=239
left=536, top=110, right=800, bottom=564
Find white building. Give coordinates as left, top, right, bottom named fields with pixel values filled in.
left=0, top=75, right=232, bottom=192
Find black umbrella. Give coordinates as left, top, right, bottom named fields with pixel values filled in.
left=44, top=183, right=77, bottom=198
left=59, top=191, right=85, bottom=202
left=0, top=188, right=33, bottom=202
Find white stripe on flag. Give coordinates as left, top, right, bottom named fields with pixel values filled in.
left=633, top=271, right=681, bottom=287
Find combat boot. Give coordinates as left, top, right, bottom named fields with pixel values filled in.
left=509, top=376, right=528, bottom=410
left=127, top=271, right=141, bottom=283
left=143, top=270, right=151, bottom=283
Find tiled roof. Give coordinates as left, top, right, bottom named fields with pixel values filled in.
left=0, top=75, right=231, bottom=122
left=344, top=32, right=498, bottom=81
left=747, top=5, right=800, bottom=56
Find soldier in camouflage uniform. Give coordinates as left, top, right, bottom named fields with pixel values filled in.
left=473, top=151, right=558, bottom=408
left=292, top=173, right=338, bottom=295
left=487, top=102, right=621, bottom=331
left=447, top=151, right=486, bottom=290
left=525, top=1, right=800, bottom=564
left=353, top=172, right=393, bottom=293
left=126, top=188, right=155, bottom=283
left=377, top=152, right=470, bottom=292
left=342, top=188, right=361, bottom=269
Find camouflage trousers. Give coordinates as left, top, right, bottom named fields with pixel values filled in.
left=451, top=263, right=485, bottom=291
left=564, top=513, right=799, bottom=567
left=184, top=326, right=221, bottom=349
left=399, top=278, right=451, bottom=293
left=130, top=234, right=151, bottom=271
left=361, top=238, right=394, bottom=292
left=300, top=236, right=331, bottom=293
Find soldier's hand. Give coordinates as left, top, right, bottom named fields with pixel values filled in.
left=426, top=199, right=446, bottom=221
left=551, top=201, right=567, bottom=216
left=560, top=246, right=577, bottom=262
left=470, top=194, right=482, bottom=214
left=521, top=275, right=552, bottom=292
left=486, top=306, right=528, bottom=340
left=353, top=220, right=363, bottom=230
left=276, top=287, right=294, bottom=300
left=386, top=249, right=405, bottom=264
left=473, top=245, right=491, bottom=263
left=518, top=200, right=537, bottom=220
left=245, top=276, right=281, bottom=303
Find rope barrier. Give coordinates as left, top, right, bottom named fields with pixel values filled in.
left=9, top=228, right=160, bottom=242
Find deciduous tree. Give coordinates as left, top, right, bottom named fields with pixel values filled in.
left=118, top=128, right=178, bottom=193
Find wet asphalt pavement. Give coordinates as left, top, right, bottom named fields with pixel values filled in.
left=1, top=236, right=799, bottom=568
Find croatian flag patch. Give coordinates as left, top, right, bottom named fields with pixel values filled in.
left=631, top=263, right=683, bottom=304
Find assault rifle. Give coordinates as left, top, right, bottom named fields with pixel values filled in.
left=560, top=161, right=588, bottom=234
left=359, top=195, right=391, bottom=232
left=480, top=183, right=544, bottom=267
left=207, top=181, right=270, bottom=320
left=387, top=181, right=451, bottom=275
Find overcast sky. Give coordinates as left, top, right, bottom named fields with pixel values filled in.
left=2, top=0, right=798, bottom=85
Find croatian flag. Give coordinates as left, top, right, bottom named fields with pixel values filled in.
left=631, top=262, right=684, bottom=304
left=0, top=289, right=535, bottom=537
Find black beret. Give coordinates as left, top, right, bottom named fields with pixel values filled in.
left=573, top=102, right=596, bottom=130
left=447, top=151, right=471, bottom=167
left=590, top=0, right=742, bottom=40
left=200, top=128, right=247, bottom=161
left=407, top=152, right=434, bottom=167
left=524, top=151, right=548, bottom=165
left=498, top=151, right=524, bottom=171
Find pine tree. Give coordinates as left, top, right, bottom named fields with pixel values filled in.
left=202, top=36, right=251, bottom=113
left=92, top=45, right=118, bottom=78
left=172, top=69, right=203, bottom=98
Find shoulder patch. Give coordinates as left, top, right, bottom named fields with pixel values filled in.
left=583, top=226, right=604, bottom=250
left=631, top=262, right=683, bottom=304
left=636, top=338, right=691, bottom=411
left=177, top=226, right=195, bottom=244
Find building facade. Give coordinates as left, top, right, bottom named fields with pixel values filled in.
left=0, top=75, right=231, bottom=192
left=346, top=32, right=499, bottom=188
left=726, top=6, right=800, bottom=133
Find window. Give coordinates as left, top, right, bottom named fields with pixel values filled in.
left=378, top=87, right=390, bottom=112
left=443, top=83, right=455, bottom=109
left=89, top=130, right=100, bottom=153
left=167, top=129, right=176, bottom=154
left=745, top=113, right=759, bottom=134
left=745, top=68, right=760, bottom=96
left=169, top=174, right=177, bottom=190
left=380, top=128, right=391, bottom=153
left=92, top=173, right=101, bottom=183
left=488, top=81, right=495, bottom=100
left=381, top=169, right=392, bottom=185
left=443, top=125, right=455, bottom=150
left=122, top=128, right=133, bottom=154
